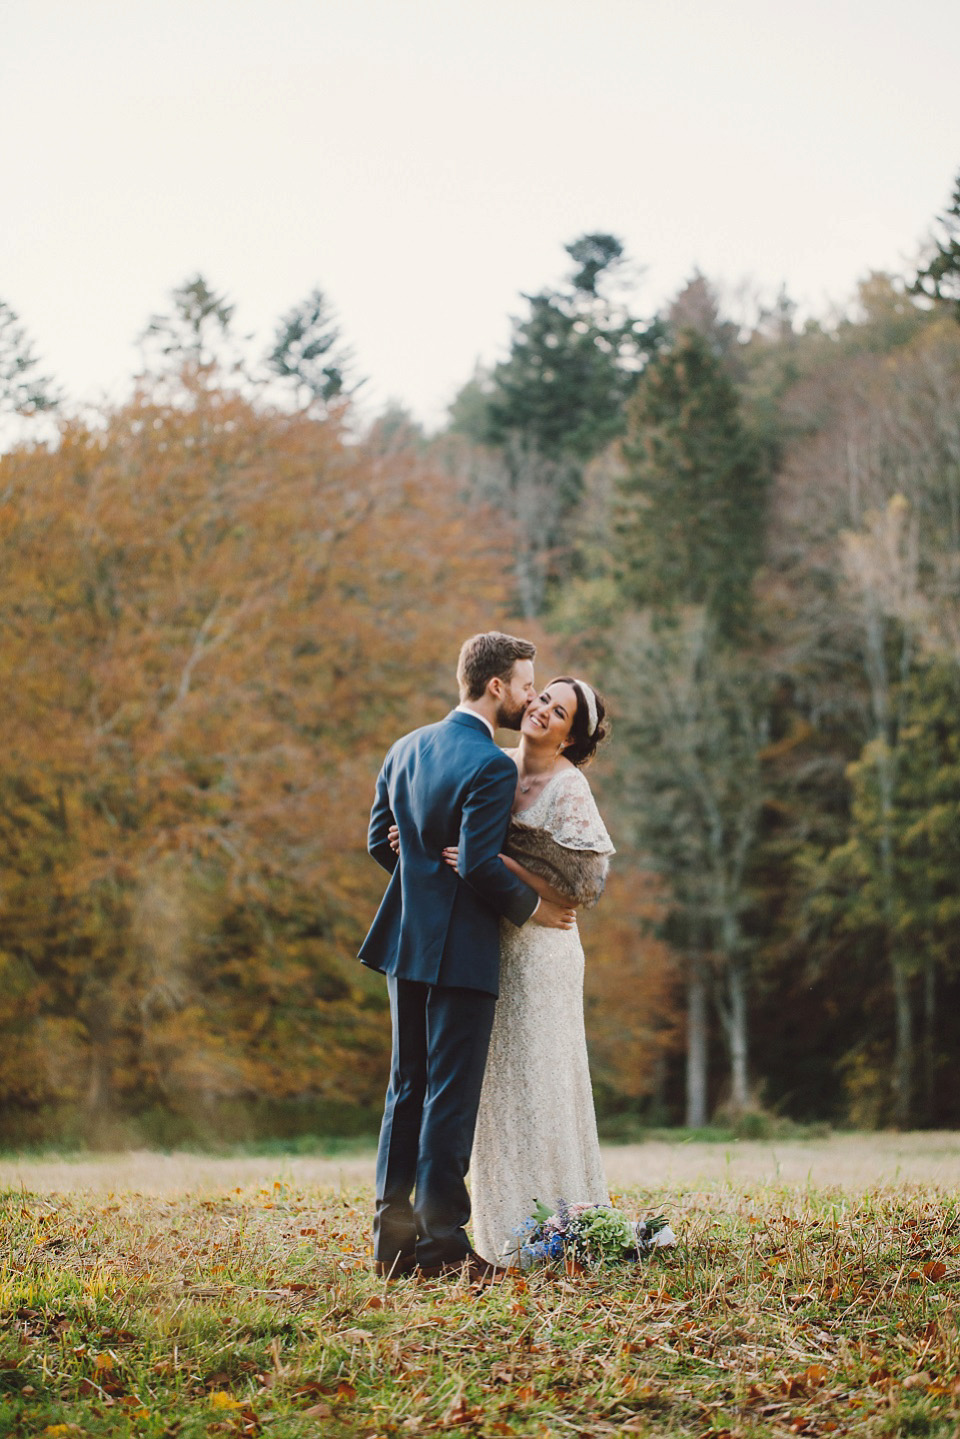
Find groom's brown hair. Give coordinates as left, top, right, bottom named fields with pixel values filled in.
left=457, top=631, right=536, bottom=700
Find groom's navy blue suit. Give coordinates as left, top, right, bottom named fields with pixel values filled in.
left=360, top=709, right=538, bottom=1268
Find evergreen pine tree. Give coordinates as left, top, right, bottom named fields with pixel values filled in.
left=267, top=287, right=356, bottom=411
left=485, top=232, right=661, bottom=467
left=616, top=327, right=769, bottom=639
left=0, top=299, right=57, bottom=416
left=912, top=169, right=960, bottom=321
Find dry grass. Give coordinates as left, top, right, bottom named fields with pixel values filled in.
left=3, top=1132, right=960, bottom=1198
left=602, top=1133, right=960, bottom=1193
left=2, top=1137, right=960, bottom=1436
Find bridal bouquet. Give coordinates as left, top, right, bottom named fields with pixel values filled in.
left=516, top=1199, right=676, bottom=1269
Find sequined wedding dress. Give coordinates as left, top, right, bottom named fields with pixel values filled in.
left=470, top=766, right=615, bottom=1265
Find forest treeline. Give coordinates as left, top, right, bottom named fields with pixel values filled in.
left=2, top=175, right=960, bottom=1143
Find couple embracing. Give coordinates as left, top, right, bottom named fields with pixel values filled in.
left=359, top=631, right=614, bottom=1280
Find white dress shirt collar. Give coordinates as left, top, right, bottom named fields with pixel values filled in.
left=454, top=703, right=495, bottom=739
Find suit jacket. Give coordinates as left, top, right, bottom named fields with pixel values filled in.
left=358, top=710, right=538, bottom=995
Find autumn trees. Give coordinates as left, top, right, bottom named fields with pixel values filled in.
left=0, top=304, right=514, bottom=1144
left=5, top=182, right=960, bottom=1143
left=447, top=223, right=960, bottom=1130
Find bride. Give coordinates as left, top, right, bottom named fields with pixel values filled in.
left=444, top=676, right=615, bottom=1265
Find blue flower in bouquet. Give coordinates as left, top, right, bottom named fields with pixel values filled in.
left=518, top=1198, right=675, bottom=1269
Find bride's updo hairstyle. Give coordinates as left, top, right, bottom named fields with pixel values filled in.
left=549, top=676, right=608, bottom=767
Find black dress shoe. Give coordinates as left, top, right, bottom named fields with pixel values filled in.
left=373, top=1252, right=418, bottom=1280
left=417, top=1248, right=506, bottom=1284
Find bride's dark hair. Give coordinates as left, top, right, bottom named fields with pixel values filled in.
left=549, top=676, right=608, bottom=767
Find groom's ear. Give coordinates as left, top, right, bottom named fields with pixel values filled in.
left=486, top=675, right=505, bottom=701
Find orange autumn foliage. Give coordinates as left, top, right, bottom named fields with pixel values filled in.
left=0, top=375, right=515, bottom=1140
left=579, top=864, right=680, bottom=1105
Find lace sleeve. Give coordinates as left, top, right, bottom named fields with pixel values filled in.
left=505, top=770, right=615, bottom=907
left=538, top=769, right=615, bottom=855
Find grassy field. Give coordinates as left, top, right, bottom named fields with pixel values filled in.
left=2, top=1137, right=959, bottom=1437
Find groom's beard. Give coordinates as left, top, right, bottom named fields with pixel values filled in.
left=495, top=697, right=528, bottom=731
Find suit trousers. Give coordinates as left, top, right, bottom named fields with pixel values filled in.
left=374, top=975, right=497, bottom=1269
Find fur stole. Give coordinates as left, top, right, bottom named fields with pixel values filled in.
left=504, top=822, right=609, bottom=908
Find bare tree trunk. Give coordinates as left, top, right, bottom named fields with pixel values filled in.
left=890, top=950, right=912, bottom=1129
left=715, top=900, right=751, bottom=1116
left=922, top=956, right=936, bottom=1126
left=84, top=996, right=112, bottom=1140
left=714, top=955, right=750, bottom=1115
left=650, top=1050, right=668, bottom=1127
left=514, top=543, right=546, bottom=619
left=876, top=746, right=913, bottom=1129
left=726, top=957, right=750, bottom=1114
left=686, top=955, right=709, bottom=1127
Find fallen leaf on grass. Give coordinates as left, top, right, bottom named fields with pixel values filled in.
left=210, top=1392, right=246, bottom=1411
left=488, top=1363, right=514, bottom=1385
left=902, top=1371, right=933, bottom=1390
left=441, top=1392, right=482, bottom=1427
left=782, top=1366, right=828, bottom=1397
left=204, top=1371, right=236, bottom=1391
left=301, top=1402, right=333, bottom=1419
left=926, top=1378, right=960, bottom=1396
left=34, top=1234, right=70, bottom=1251
left=291, top=1382, right=331, bottom=1402
left=922, top=1261, right=947, bottom=1281
left=119, top=1400, right=150, bottom=1420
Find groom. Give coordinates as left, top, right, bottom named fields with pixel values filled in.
left=360, top=631, right=575, bottom=1280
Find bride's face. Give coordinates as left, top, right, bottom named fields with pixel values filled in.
left=522, top=682, right=578, bottom=750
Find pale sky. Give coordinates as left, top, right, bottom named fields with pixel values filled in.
left=3, top=0, right=959, bottom=427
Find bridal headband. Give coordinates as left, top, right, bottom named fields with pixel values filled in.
left=574, top=679, right=599, bottom=736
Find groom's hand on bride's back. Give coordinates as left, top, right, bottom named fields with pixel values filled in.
left=531, top=898, right=576, bottom=930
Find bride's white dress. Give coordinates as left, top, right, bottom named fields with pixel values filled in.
left=470, top=766, right=616, bottom=1264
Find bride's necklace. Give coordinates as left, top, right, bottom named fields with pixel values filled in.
left=517, top=762, right=559, bottom=795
